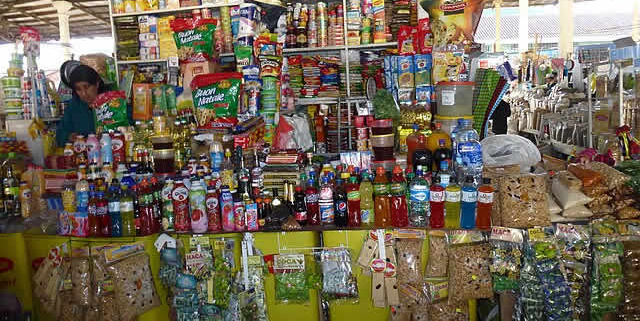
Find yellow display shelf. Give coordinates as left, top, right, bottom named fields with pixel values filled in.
left=0, top=232, right=33, bottom=315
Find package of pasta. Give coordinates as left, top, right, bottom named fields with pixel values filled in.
left=446, top=231, right=493, bottom=303
left=170, top=17, right=218, bottom=63
left=190, top=72, right=243, bottom=129
left=91, top=91, right=129, bottom=131
left=315, top=248, right=359, bottom=303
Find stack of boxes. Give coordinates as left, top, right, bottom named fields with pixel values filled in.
left=115, top=17, right=140, bottom=60
left=346, top=0, right=361, bottom=45
left=138, top=15, right=160, bottom=61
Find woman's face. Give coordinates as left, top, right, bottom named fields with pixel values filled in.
left=74, top=81, right=99, bottom=105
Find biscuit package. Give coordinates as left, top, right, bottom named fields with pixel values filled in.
left=171, top=17, right=217, bottom=63
left=91, top=91, right=130, bottom=132
left=420, top=0, right=488, bottom=48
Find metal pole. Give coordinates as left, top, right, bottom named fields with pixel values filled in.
left=518, top=0, right=529, bottom=53
left=588, top=65, right=593, bottom=148
left=620, top=62, right=625, bottom=127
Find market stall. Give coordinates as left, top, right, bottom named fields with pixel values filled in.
left=1, top=0, right=640, bottom=320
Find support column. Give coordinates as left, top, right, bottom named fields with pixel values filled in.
left=518, top=0, right=528, bottom=53
left=52, top=1, right=73, bottom=61
left=633, top=0, right=640, bottom=42
left=558, top=0, right=574, bottom=59
left=495, top=0, right=502, bottom=52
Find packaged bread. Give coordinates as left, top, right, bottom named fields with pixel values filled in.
left=498, top=173, right=550, bottom=228
left=568, top=164, right=602, bottom=187
left=556, top=171, right=582, bottom=191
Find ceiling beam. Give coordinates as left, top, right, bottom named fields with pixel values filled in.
left=65, top=0, right=110, bottom=24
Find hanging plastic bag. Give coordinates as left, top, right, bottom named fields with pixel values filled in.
left=481, top=134, right=541, bottom=173
left=273, top=114, right=297, bottom=151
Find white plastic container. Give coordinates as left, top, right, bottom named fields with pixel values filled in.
left=434, top=115, right=473, bottom=135
left=436, top=81, right=474, bottom=117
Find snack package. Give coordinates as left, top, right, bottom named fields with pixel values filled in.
left=586, top=161, right=630, bottom=190
left=171, top=17, right=218, bottom=63
left=555, top=224, right=592, bottom=320
left=446, top=231, right=492, bottom=303
left=422, top=0, right=488, bottom=48
left=132, top=83, right=153, bottom=121
left=498, top=173, right=550, bottom=228
left=91, top=91, right=130, bottom=131
left=432, top=49, right=465, bottom=84
left=425, top=230, right=447, bottom=277
left=273, top=253, right=310, bottom=304
left=620, top=235, right=640, bottom=319
left=395, top=238, right=423, bottom=284
left=567, top=163, right=603, bottom=187
left=417, top=17, right=433, bottom=54
left=397, top=26, right=417, bottom=55
left=551, top=178, right=593, bottom=210
left=71, top=251, right=92, bottom=306
left=489, top=227, right=524, bottom=293
left=590, top=221, right=624, bottom=319
left=190, top=72, right=243, bottom=129
left=315, top=248, right=359, bottom=303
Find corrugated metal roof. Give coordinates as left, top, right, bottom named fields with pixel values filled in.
left=475, top=12, right=634, bottom=43
left=0, top=0, right=111, bottom=42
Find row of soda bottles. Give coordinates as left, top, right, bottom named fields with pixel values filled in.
left=58, top=149, right=496, bottom=237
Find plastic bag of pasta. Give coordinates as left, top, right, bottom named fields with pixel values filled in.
left=315, top=248, right=359, bottom=303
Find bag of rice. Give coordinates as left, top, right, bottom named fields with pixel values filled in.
left=562, top=205, right=593, bottom=218
left=552, top=178, right=592, bottom=210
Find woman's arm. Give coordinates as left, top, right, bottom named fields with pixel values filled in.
left=56, top=106, right=74, bottom=147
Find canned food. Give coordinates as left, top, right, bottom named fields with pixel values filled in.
left=356, top=139, right=368, bottom=151
left=356, top=127, right=369, bottom=139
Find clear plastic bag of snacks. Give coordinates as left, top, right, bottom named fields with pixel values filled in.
left=315, top=248, right=359, bottom=303
left=273, top=253, right=310, bottom=304
left=395, top=238, right=423, bottom=284
left=555, top=224, right=592, bottom=321
left=425, top=231, right=447, bottom=277
left=446, top=231, right=493, bottom=303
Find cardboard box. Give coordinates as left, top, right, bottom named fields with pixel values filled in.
left=132, top=83, right=153, bottom=120
left=182, top=61, right=221, bottom=88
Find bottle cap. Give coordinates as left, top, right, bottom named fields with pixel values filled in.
left=376, top=166, right=385, bottom=175
left=295, top=186, right=303, bottom=192
left=433, top=176, right=440, bottom=184
left=340, top=172, right=350, bottom=179
left=392, top=165, right=402, bottom=175
left=482, top=177, right=491, bottom=185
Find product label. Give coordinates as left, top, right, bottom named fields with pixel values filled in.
left=210, top=152, right=223, bottom=170
left=478, top=191, right=493, bottom=204
left=172, top=187, right=189, bottom=202
left=206, top=197, right=218, bottom=211
left=445, top=190, right=461, bottom=203
left=430, top=190, right=445, bottom=202
left=245, top=203, right=258, bottom=231
left=108, top=202, right=120, bottom=213
left=347, top=191, right=361, bottom=201
left=441, top=90, right=455, bottom=105
left=361, top=208, right=372, bottom=224
left=63, top=149, right=74, bottom=157
left=457, top=142, right=483, bottom=167
left=390, top=182, right=406, bottom=195
left=73, top=141, right=85, bottom=153
left=295, top=210, right=308, bottom=222
left=233, top=203, right=245, bottom=231
left=305, top=192, right=319, bottom=204
left=76, top=191, right=89, bottom=209
left=119, top=201, right=133, bottom=212
left=374, top=183, right=390, bottom=195
left=319, top=202, right=334, bottom=224
left=335, top=200, right=347, bottom=214
left=410, top=185, right=428, bottom=202
left=440, top=174, right=450, bottom=186
left=97, top=205, right=108, bottom=216
left=274, top=254, right=305, bottom=270
left=461, top=190, right=477, bottom=203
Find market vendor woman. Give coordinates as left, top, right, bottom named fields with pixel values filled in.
left=56, top=61, right=107, bottom=146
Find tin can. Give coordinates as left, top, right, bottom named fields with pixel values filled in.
left=356, top=127, right=369, bottom=140
left=233, top=200, right=245, bottom=231
left=356, top=139, right=369, bottom=151
left=201, top=8, right=212, bottom=18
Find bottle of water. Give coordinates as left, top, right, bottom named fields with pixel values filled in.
left=408, top=166, right=429, bottom=227
left=455, top=119, right=483, bottom=186
left=450, top=118, right=465, bottom=173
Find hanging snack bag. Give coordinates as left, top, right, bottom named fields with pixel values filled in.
left=315, top=248, right=359, bottom=302
left=91, top=91, right=130, bottom=131
left=171, top=17, right=218, bottom=63
left=447, top=230, right=493, bottom=304
left=489, top=226, right=524, bottom=293
left=191, top=72, right=243, bottom=129
left=273, top=253, right=310, bottom=304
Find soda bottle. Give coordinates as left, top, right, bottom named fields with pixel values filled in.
left=120, top=184, right=136, bottom=237
left=220, top=185, right=234, bottom=232
left=293, top=186, right=308, bottom=226
left=345, top=176, right=361, bottom=227
left=444, top=178, right=461, bottom=229
left=63, top=143, right=75, bottom=169
left=171, top=180, right=191, bottom=232
left=107, top=180, right=122, bottom=237
left=150, top=176, right=163, bottom=233
left=412, top=135, right=433, bottom=173
left=121, top=172, right=136, bottom=189
left=95, top=191, right=110, bottom=236
left=132, top=184, right=142, bottom=235
left=318, top=176, right=335, bottom=225
left=86, top=134, right=100, bottom=165
left=112, top=132, right=126, bottom=168
left=476, top=178, right=494, bottom=230
left=100, top=133, right=113, bottom=165
left=87, top=189, right=100, bottom=237
left=408, top=166, right=429, bottom=227
left=334, top=175, right=348, bottom=227
left=190, top=179, right=208, bottom=233
left=139, top=180, right=154, bottom=235
left=359, top=172, right=374, bottom=227
left=233, top=184, right=245, bottom=231
left=373, top=166, right=391, bottom=228
left=390, top=165, right=408, bottom=227
left=206, top=185, right=221, bottom=232
left=429, top=176, right=445, bottom=228
left=76, top=173, right=90, bottom=211
left=305, top=178, right=320, bottom=225
left=432, top=137, right=452, bottom=172
left=405, top=125, right=424, bottom=169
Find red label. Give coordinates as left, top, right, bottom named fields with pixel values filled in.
left=0, top=257, right=14, bottom=273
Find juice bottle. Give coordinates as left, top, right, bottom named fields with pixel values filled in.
left=405, top=125, right=424, bottom=169
left=444, top=179, right=461, bottom=229
left=120, top=184, right=136, bottom=237
left=359, top=172, right=375, bottom=226
left=345, top=176, right=361, bottom=227
left=429, top=176, right=445, bottom=228
left=426, top=122, right=451, bottom=153
left=460, top=176, right=477, bottom=229
left=107, top=180, right=122, bottom=237
left=373, top=166, right=391, bottom=227
left=476, top=178, right=494, bottom=230
left=390, top=165, right=408, bottom=227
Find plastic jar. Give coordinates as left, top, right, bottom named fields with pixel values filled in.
left=436, top=81, right=474, bottom=117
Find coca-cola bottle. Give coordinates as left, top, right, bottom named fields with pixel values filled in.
left=293, top=186, right=307, bottom=226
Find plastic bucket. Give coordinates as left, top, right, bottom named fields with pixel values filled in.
left=434, top=115, right=473, bottom=135
left=436, top=81, right=474, bottom=117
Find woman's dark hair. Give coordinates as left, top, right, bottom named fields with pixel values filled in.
left=60, top=61, right=107, bottom=98
left=69, top=65, right=107, bottom=97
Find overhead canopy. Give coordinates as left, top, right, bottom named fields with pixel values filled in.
left=0, top=0, right=111, bottom=42
left=485, top=0, right=595, bottom=7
